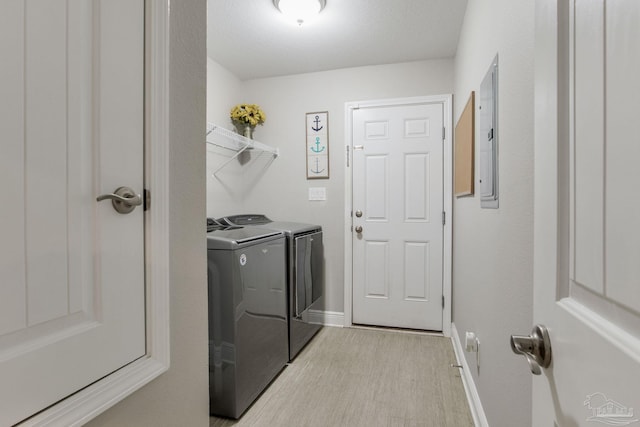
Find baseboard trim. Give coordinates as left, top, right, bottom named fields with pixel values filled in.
left=451, top=323, right=489, bottom=427
left=308, top=310, right=345, bottom=327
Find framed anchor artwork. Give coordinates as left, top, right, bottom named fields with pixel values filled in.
left=306, top=111, right=329, bottom=179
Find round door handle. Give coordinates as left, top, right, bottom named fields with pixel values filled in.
left=355, top=210, right=363, bottom=218
left=97, top=186, right=142, bottom=214
left=355, top=225, right=363, bottom=233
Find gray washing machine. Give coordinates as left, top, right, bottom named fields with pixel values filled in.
left=207, top=219, right=288, bottom=418
left=218, top=214, right=323, bottom=361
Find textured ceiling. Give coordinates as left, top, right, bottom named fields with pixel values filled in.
left=207, top=0, right=468, bottom=81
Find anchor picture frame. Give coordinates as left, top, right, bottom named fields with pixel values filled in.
left=306, top=111, right=329, bottom=179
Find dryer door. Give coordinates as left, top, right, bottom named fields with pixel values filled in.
left=294, top=231, right=324, bottom=317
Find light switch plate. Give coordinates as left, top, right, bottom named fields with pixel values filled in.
left=308, top=187, right=327, bottom=201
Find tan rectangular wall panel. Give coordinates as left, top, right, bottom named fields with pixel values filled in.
left=454, top=92, right=475, bottom=197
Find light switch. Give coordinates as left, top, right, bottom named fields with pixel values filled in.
left=308, top=187, right=326, bottom=201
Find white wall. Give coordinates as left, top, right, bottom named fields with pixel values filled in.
left=86, top=2, right=210, bottom=426
left=207, top=58, right=243, bottom=126
left=452, top=1, right=534, bottom=426
left=206, top=59, right=454, bottom=313
left=206, top=58, right=245, bottom=216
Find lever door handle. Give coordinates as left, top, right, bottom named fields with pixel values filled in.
left=510, top=324, right=551, bottom=375
left=97, top=186, right=142, bottom=214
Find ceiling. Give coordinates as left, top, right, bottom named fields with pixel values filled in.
left=207, top=0, right=469, bottom=81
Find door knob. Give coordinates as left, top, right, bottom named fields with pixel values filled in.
left=354, top=225, right=363, bottom=233
left=97, top=186, right=142, bottom=214
left=355, top=210, right=363, bottom=218
left=510, top=324, right=551, bottom=375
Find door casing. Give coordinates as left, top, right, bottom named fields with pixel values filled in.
left=343, top=95, right=453, bottom=336
left=21, top=2, right=171, bottom=425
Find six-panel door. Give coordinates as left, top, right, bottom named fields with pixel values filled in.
left=0, top=1, right=145, bottom=424
left=352, top=103, right=444, bottom=331
left=533, top=1, right=640, bottom=425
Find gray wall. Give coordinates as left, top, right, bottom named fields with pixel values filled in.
left=86, top=2, right=209, bottom=426
left=452, top=1, right=535, bottom=426
left=206, top=59, right=454, bottom=313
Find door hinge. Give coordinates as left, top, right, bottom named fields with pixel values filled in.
left=442, top=295, right=445, bottom=309
left=442, top=127, right=446, bottom=140
left=442, top=211, right=446, bottom=226
left=346, top=145, right=350, bottom=167
left=143, top=188, right=150, bottom=211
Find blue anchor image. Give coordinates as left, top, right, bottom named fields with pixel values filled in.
left=311, top=115, right=323, bottom=132
left=310, top=136, right=325, bottom=153
left=311, top=157, right=325, bottom=174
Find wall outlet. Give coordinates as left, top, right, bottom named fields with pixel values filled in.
left=465, top=331, right=478, bottom=352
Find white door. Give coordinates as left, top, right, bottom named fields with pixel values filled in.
left=0, top=1, right=145, bottom=425
left=352, top=102, right=444, bottom=330
left=532, top=1, right=640, bottom=426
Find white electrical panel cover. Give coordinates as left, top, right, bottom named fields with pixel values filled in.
left=479, top=55, right=499, bottom=209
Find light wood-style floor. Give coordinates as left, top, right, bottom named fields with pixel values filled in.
left=210, top=326, right=473, bottom=427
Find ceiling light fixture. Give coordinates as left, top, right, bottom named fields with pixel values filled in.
left=273, top=0, right=326, bottom=26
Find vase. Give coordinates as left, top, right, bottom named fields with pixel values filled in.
left=235, top=122, right=255, bottom=139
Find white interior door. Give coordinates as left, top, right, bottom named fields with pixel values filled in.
left=352, top=102, right=444, bottom=331
left=0, top=1, right=145, bottom=424
left=532, top=1, right=640, bottom=425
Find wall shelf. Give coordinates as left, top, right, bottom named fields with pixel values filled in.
left=206, top=123, right=279, bottom=175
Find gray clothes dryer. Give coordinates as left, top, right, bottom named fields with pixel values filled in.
left=219, top=214, right=324, bottom=361
left=207, top=222, right=288, bottom=419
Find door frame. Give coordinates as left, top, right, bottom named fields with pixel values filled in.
left=21, top=2, right=171, bottom=425
left=343, top=95, right=453, bottom=337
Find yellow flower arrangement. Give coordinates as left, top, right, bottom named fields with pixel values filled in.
left=230, top=104, right=266, bottom=127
